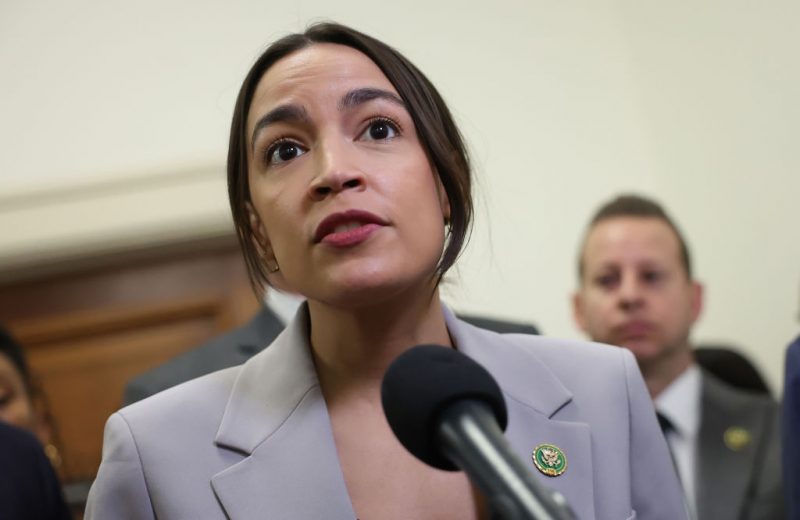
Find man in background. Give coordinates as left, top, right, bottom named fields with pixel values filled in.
left=572, top=194, right=783, bottom=520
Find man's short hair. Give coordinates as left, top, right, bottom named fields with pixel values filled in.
left=578, top=194, right=693, bottom=280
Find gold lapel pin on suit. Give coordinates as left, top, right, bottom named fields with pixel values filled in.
left=532, top=444, right=567, bottom=477
left=723, top=426, right=751, bottom=452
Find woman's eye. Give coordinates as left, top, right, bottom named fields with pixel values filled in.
left=360, top=118, right=399, bottom=142
left=266, top=140, right=307, bottom=166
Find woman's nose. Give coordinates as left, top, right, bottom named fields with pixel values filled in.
left=308, top=139, right=366, bottom=200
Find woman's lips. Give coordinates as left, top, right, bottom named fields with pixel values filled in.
left=321, top=223, right=382, bottom=247
left=314, top=209, right=387, bottom=247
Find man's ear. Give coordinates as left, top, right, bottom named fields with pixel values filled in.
left=689, top=280, right=704, bottom=324
left=572, top=291, right=587, bottom=332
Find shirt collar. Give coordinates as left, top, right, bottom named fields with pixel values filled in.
left=263, top=290, right=305, bottom=325
left=654, top=363, right=701, bottom=438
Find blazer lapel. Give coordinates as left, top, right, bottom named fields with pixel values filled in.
left=234, top=306, right=286, bottom=362
left=210, top=305, right=355, bottom=520
left=445, top=308, right=595, bottom=520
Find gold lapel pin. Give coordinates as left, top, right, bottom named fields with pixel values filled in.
left=723, top=426, right=751, bottom=452
left=532, top=443, right=567, bottom=477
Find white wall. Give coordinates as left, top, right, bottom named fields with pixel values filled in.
left=1, top=0, right=797, bottom=391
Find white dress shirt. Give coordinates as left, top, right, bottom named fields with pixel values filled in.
left=264, top=290, right=304, bottom=325
left=655, top=363, right=701, bottom=520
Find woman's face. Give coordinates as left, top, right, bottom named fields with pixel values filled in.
left=246, top=44, right=450, bottom=307
left=0, top=354, right=35, bottom=431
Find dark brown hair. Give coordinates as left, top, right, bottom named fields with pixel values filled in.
left=0, top=327, right=32, bottom=394
left=228, top=22, right=472, bottom=294
left=578, top=194, right=693, bottom=280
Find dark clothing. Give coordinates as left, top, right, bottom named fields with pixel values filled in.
left=784, top=336, right=800, bottom=520
left=0, top=422, right=71, bottom=520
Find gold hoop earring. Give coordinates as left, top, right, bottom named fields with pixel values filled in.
left=264, top=254, right=280, bottom=273
left=44, top=443, right=62, bottom=469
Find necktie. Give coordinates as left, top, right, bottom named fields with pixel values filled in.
left=657, top=411, right=694, bottom=519
left=656, top=411, right=679, bottom=473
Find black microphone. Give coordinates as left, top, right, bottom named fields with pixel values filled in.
left=381, top=344, right=574, bottom=520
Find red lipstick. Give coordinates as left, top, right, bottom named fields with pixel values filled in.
left=314, top=209, right=387, bottom=247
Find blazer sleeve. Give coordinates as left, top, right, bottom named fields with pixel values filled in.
left=622, top=350, right=688, bottom=520
left=85, top=413, right=155, bottom=520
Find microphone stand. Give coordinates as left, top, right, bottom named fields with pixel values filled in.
left=437, top=400, right=575, bottom=520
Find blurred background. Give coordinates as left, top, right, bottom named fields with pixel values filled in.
left=1, top=1, right=798, bottom=516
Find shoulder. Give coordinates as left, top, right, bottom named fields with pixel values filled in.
left=0, top=423, right=70, bottom=520
left=120, top=365, right=241, bottom=440
left=124, top=308, right=282, bottom=403
left=492, top=329, right=633, bottom=380
left=454, top=318, right=637, bottom=409
left=0, top=421, right=41, bottom=453
left=701, top=369, right=777, bottom=413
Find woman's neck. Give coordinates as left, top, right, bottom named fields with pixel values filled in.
left=308, top=286, right=452, bottom=401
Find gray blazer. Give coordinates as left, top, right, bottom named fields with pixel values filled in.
left=87, top=306, right=685, bottom=519
left=697, top=371, right=784, bottom=520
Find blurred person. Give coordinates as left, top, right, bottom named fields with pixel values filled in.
left=123, top=289, right=303, bottom=405
left=86, top=23, right=684, bottom=519
left=783, top=291, right=800, bottom=519
left=0, top=326, right=59, bottom=461
left=572, top=194, right=783, bottom=520
left=0, top=421, right=71, bottom=520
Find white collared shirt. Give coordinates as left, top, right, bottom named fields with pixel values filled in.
left=655, top=363, right=701, bottom=520
left=264, top=290, right=304, bottom=325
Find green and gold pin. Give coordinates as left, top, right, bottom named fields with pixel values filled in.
left=532, top=443, right=567, bottom=477
left=724, top=426, right=751, bottom=452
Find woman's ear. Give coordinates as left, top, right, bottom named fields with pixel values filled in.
left=246, top=202, right=280, bottom=274
left=246, top=202, right=270, bottom=253
left=434, top=175, right=451, bottom=224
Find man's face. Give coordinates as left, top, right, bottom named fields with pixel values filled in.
left=573, top=217, right=702, bottom=368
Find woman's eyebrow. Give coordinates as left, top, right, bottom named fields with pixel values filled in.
left=339, top=88, right=405, bottom=111
left=250, top=104, right=309, bottom=153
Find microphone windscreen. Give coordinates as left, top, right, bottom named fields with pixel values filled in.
left=381, top=344, right=507, bottom=470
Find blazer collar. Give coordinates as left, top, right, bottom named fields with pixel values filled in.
left=215, top=304, right=317, bottom=453
left=211, top=304, right=356, bottom=518
left=443, top=306, right=573, bottom=418
left=235, top=305, right=285, bottom=356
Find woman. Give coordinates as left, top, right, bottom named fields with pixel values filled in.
left=86, top=23, right=685, bottom=519
left=0, top=328, right=71, bottom=519
left=0, top=327, right=58, bottom=457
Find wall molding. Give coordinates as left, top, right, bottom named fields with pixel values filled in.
left=0, top=163, right=234, bottom=281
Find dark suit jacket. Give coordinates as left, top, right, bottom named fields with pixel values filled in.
left=784, top=336, right=800, bottom=520
left=698, top=370, right=784, bottom=520
left=124, top=306, right=286, bottom=405
left=0, top=422, right=71, bottom=520
left=124, top=306, right=537, bottom=405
